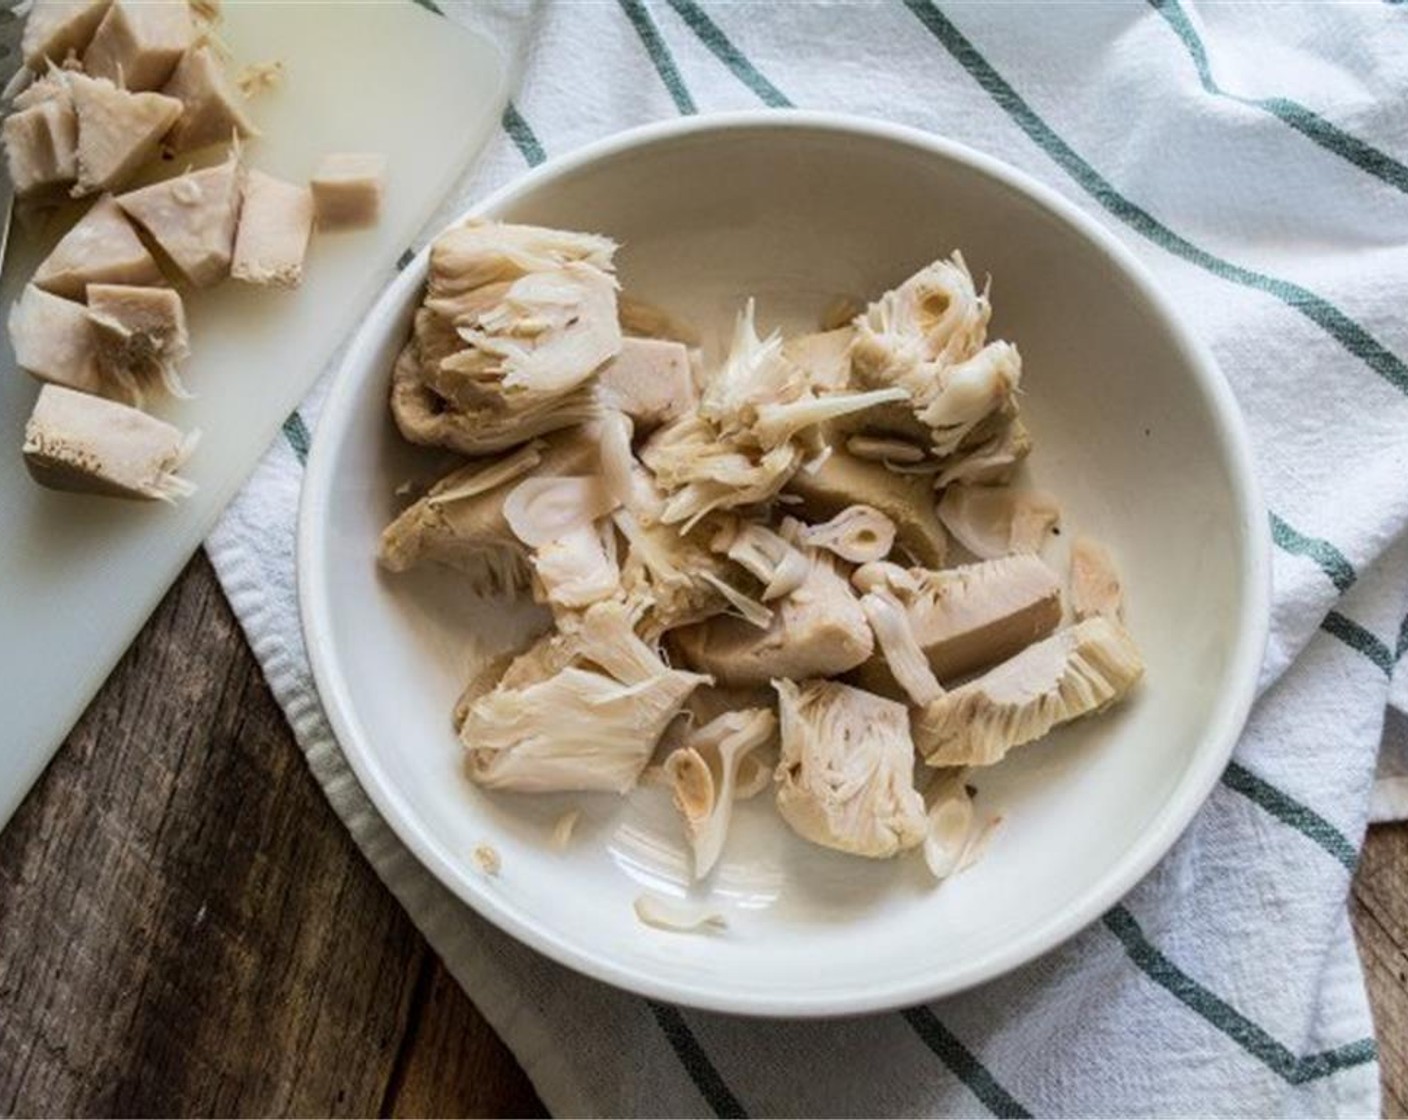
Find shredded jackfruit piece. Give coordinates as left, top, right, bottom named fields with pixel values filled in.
left=644, top=303, right=903, bottom=530
left=503, top=474, right=619, bottom=547
left=850, top=255, right=1026, bottom=456
left=773, top=679, right=927, bottom=858
left=665, top=707, right=777, bottom=878
left=922, top=771, right=973, bottom=880
left=698, top=570, right=772, bottom=630
left=462, top=601, right=709, bottom=793
left=551, top=809, right=582, bottom=850
left=861, top=588, right=944, bottom=706
left=938, top=485, right=1061, bottom=559
left=716, top=520, right=810, bottom=601
left=633, top=893, right=728, bottom=934
left=426, top=442, right=544, bottom=507
left=799, top=505, right=896, bottom=564
left=914, top=616, right=1144, bottom=767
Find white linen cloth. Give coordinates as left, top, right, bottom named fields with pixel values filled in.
left=206, top=1, right=1408, bottom=1114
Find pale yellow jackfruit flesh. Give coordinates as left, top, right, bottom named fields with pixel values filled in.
left=429, top=220, right=616, bottom=299
left=399, top=221, right=624, bottom=454
left=86, top=282, right=190, bottom=403
left=784, top=440, right=947, bottom=567
left=68, top=71, right=183, bottom=197
left=391, top=332, right=599, bottom=457
left=642, top=303, right=899, bottom=531
left=913, top=616, right=1144, bottom=767
left=231, top=169, right=313, bottom=289
left=936, top=415, right=1031, bottom=487
left=671, top=551, right=873, bottom=686
left=372, top=230, right=1146, bottom=881
left=116, top=153, right=244, bottom=287
left=2, top=97, right=78, bottom=197
left=82, top=0, right=194, bottom=91
left=378, top=427, right=598, bottom=594
left=665, top=707, right=776, bottom=878
left=797, top=504, right=896, bottom=564
left=850, top=254, right=1027, bottom=458
left=595, top=336, right=696, bottom=431
left=860, top=588, right=944, bottom=706
left=33, top=194, right=163, bottom=301
left=774, top=679, right=927, bottom=858
left=23, top=382, right=196, bottom=501
left=461, top=601, right=709, bottom=793
left=162, top=44, right=258, bottom=154
left=310, top=152, right=386, bottom=231
left=853, top=554, right=1063, bottom=696
left=22, top=0, right=112, bottom=70
left=9, top=284, right=105, bottom=396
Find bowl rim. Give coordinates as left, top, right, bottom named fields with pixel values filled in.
left=298, top=109, right=1272, bottom=1018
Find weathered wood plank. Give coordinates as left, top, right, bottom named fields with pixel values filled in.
left=1353, top=822, right=1408, bottom=1120
left=0, top=553, right=542, bottom=1118
left=387, top=957, right=544, bottom=1118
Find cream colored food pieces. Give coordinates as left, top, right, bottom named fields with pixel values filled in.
left=22, top=383, right=196, bottom=500
left=9, top=285, right=105, bottom=395
left=162, top=43, right=259, bottom=154
left=117, top=154, right=243, bottom=287
left=87, top=283, right=190, bottom=400
left=232, top=170, right=314, bottom=288
left=33, top=195, right=164, bottom=299
left=377, top=219, right=1145, bottom=887
left=311, top=152, right=386, bottom=231
left=2, top=97, right=79, bottom=198
left=82, top=0, right=195, bottom=91
left=69, top=72, right=183, bottom=196
left=22, top=1, right=113, bottom=69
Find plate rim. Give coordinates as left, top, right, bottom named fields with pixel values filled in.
left=297, top=109, right=1272, bottom=1018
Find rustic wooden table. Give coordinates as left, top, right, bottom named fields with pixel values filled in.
left=0, top=552, right=1404, bottom=1117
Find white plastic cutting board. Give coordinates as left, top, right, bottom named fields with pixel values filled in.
left=0, top=3, right=505, bottom=828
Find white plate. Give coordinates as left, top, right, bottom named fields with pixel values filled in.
left=298, top=113, right=1269, bottom=1017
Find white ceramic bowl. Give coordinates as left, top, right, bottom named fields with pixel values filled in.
left=299, top=112, right=1269, bottom=1017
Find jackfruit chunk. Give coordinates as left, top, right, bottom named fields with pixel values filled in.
left=82, top=0, right=194, bottom=91
left=33, top=194, right=163, bottom=300
left=774, top=679, right=926, bottom=858
left=913, top=617, right=1143, bottom=767
left=69, top=71, right=182, bottom=196
left=162, top=44, right=259, bottom=153
left=23, top=382, right=197, bottom=501
left=117, top=154, right=243, bottom=287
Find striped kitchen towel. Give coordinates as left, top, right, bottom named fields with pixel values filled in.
left=205, top=1, right=1408, bottom=1115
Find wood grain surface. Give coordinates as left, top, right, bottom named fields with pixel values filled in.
left=0, top=551, right=1402, bottom=1117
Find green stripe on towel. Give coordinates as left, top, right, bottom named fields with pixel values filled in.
left=1269, top=514, right=1357, bottom=593
left=647, top=1001, right=748, bottom=1118
left=1103, top=906, right=1376, bottom=1084
left=1221, top=762, right=1359, bottom=872
left=618, top=0, right=698, bottom=114
left=663, top=0, right=793, bottom=108
left=1149, top=0, right=1408, bottom=196
left=1321, top=610, right=1396, bottom=677
left=282, top=412, right=311, bottom=466
left=502, top=102, right=547, bottom=168
left=901, top=0, right=1408, bottom=399
left=901, top=1008, right=1033, bottom=1118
